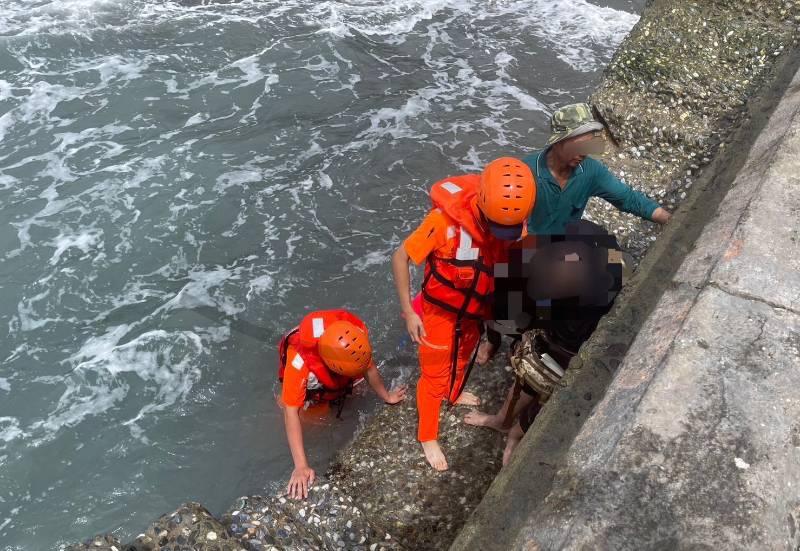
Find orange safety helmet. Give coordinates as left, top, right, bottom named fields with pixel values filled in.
left=318, top=320, right=373, bottom=378
left=478, top=157, right=536, bottom=226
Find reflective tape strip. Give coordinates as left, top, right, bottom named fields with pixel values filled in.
left=441, top=181, right=462, bottom=194
left=446, top=225, right=456, bottom=239
left=291, top=353, right=304, bottom=370
left=455, top=227, right=479, bottom=261
left=459, top=229, right=473, bottom=250
left=312, top=317, right=325, bottom=338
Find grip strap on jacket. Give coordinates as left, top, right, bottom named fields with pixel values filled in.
left=277, top=326, right=301, bottom=382
left=447, top=266, right=482, bottom=405
left=421, top=262, right=485, bottom=320
left=332, top=382, right=354, bottom=419
left=451, top=321, right=484, bottom=405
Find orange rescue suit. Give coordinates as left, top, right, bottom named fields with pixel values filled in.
left=404, top=175, right=503, bottom=442
left=278, top=309, right=367, bottom=409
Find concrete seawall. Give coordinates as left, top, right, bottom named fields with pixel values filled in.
left=69, top=1, right=800, bottom=550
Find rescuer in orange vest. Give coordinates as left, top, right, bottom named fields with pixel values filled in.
left=278, top=309, right=407, bottom=498
left=391, top=158, right=537, bottom=471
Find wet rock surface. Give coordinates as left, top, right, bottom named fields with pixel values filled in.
left=67, top=534, right=122, bottom=551
left=68, top=503, right=238, bottom=551
left=68, top=1, right=800, bottom=550
left=326, top=364, right=508, bottom=550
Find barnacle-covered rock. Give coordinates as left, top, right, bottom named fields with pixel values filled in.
left=127, top=502, right=239, bottom=551
left=587, top=0, right=800, bottom=264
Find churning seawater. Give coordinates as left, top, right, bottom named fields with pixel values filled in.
left=0, top=0, right=642, bottom=547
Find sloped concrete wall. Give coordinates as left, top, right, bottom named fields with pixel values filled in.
left=509, top=62, right=800, bottom=551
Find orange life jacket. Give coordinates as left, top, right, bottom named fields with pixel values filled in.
left=277, top=309, right=365, bottom=404
left=421, top=174, right=498, bottom=321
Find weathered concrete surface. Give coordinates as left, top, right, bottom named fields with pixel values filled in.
left=455, top=40, right=800, bottom=551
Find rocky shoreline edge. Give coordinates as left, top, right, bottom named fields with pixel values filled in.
left=66, top=1, right=800, bottom=550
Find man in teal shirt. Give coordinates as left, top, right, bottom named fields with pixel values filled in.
left=472, top=103, right=671, bottom=367
left=525, top=102, right=671, bottom=234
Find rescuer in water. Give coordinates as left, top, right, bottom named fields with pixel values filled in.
left=278, top=309, right=407, bottom=499
left=392, top=157, right=537, bottom=471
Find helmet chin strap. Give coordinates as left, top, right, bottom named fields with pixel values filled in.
left=471, top=199, right=490, bottom=231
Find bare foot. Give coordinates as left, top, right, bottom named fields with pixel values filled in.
left=463, top=410, right=508, bottom=432
left=454, top=391, right=480, bottom=407
left=421, top=440, right=449, bottom=471
left=502, top=435, right=521, bottom=466
left=476, top=339, right=498, bottom=366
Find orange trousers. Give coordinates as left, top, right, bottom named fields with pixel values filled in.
left=417, top=302, right=481, bottom=442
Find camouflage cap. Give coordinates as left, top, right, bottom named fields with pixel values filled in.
left=546, top=102, right=605, bottom=146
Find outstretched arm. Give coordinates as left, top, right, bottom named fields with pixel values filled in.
left=364, top=364, right=407, bottom=404
left=591, top=161, right=671, bottom=224
left=283, top=406, right=314, bottom=499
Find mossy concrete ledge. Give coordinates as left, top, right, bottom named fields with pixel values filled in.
left=451, top=2, right=800, bottom=550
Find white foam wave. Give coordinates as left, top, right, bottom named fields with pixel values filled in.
left=0, top=81, right=83, bottom=142
left=230, top=55, right=271, bottom=88
left=0, top=0, right=132, bottom=37
left=0, top=80, right=13, bottom=101
left=0, top=417, right=25, bottom=443
left=311, top=0, right=472, bottom=42
left=245, top=274, right=274, bottom=302
left=161, top=267, right=245, bottom=316
left=358, top=95, right=432, bottom=144
left=492, top=0, right=638, bottom=72
left=310, top=0, right=636, bottom=72
left=26, top=327, right=204, bottom=442
left=184, top=112, right=208, bottom=127
left=342, top=248, right=394, bottom=273
left=215, top=169, right=263, bottom=193
left=48, top=229, right=103, bottom=265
